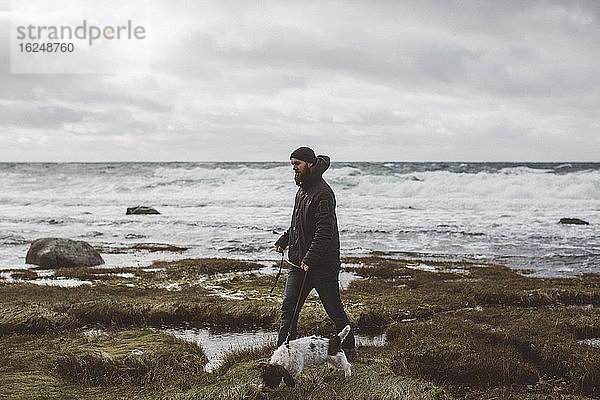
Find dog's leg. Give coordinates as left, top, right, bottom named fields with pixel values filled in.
left=327, top=359, right=336, bottom=372
left=341, top=356, right=352, bottom=377
left=329, top=353, right=352, bottom=377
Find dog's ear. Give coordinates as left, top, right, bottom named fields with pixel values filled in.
left=277, top=365, right=295, bottom=387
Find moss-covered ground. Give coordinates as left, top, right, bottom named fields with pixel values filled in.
left=1, top=256, right=599, bottom=399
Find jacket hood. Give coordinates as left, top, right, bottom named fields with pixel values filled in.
left=301, top=155, right=329, bottom=187
left=312, top=155, right=330, bottom=177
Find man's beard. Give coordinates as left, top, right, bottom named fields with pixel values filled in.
left=294, top=168, right=311, bottom=186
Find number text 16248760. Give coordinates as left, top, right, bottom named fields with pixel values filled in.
left=18, top=43, right=75, bottom=52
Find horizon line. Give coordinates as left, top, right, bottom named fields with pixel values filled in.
left=1, top=160, right=599, bottom=164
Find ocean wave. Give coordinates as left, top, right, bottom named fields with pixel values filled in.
left=1, top=163, right=598, bottom=209
left=340, top=169, right=600, bottom=205
left=0, top=234, right=29, bottom=246
left=498, top=166, right=554, bottom=174
left=1, top=162, right=598, bottom=278
left=153, top=164, right=289, bottom=182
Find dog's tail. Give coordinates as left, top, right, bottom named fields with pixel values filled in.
left=328, top=325, right=352, bottom=356
left=338, top=325, right=351, bottom=341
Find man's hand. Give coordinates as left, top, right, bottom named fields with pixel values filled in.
left=301, top=262, right=310, bottom=271
left=275, top=245, right=284, bottom=254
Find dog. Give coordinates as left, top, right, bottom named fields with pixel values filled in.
left=258, top=325, right=352, bottom=391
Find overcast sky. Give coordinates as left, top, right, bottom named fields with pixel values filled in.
left=1, top=0, right=599, bottom=162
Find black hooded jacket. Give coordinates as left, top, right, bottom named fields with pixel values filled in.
left=276, top=155, right=340, bottom=269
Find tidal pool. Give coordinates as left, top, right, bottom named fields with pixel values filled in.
left=0, top=271, right=92, bottom=287
left=163, top=327, right=385, bottom=372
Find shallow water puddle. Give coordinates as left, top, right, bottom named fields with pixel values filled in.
left=163, top=328, right=277, bottom=372
left=30, top=278, right=93, bottom=287
left=339, top=270, right=361, bottom=289
left=406, top=263, right=470, bottom=274
left=112, top=272, right=137, bottom=279
left=236, top=262, right=361, bottom=288
left=163, top=327, right=386, bottom=372
left=0, top=262, right=360, bottom=294
left=0, top=271, right=92, bottom=287
left=201, top=265, right=360, bottom=299
left=579, top=338, right=600, bottom=347
left=0, top=272, right=13, bottom=281
left=36, top=269, right=56, bottom=277
left=141, top=267, right=166, bottom=273
left=355, top=333, right=386, bottom=346
left=84, top=328, right=108, bottom=337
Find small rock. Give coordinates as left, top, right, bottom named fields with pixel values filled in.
left=126, top=206, right=160, bottom=215
left=559, top=218, right=589, bottom=225
left=125, top=233, right=147, bottom=239
left=26, top=238, right=105, bottom=268
left=79, top=231, right=104, bottom=238
left=131, top=349, right=143, bottom=356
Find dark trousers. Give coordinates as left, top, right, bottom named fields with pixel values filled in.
left=277, top=264, right=356, bottom=350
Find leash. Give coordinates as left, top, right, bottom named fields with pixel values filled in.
left=269, top=249, right=308, bottom=345
left=270, top=251, right=303, bottom=293
left=270, top=252, right=285, bottom=293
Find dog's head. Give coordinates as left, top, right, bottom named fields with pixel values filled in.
left=258, top=362, right=295, bottom=391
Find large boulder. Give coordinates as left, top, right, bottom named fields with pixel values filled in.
left=26, top=238, right=105, bottom=268
left=126, top=206, right=160, bottom=215
left=559, top=218, right=589, bottom=225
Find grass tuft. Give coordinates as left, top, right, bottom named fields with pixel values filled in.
left=149, top=258, right=265, bottom=279
left=0, top=304, right=76, bottom=334
left=54, top=330, right=208, bottom=388
left=9, top=269, right=39, bottom=280
left=356, top=310, right=390, bottom=334
left=389, top=317, right=539, bottom=388
left=188, top=356, right=449, bottom=400
left=212, top=342, right=275, bottom=376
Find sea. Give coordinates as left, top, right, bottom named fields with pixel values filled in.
left=0, top=162, right=598, bottom=277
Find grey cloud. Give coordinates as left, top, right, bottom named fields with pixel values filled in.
left=0, top=98, right=160, bottom=135
left=1, top=1, right=599, bottom=161
left=0, top=104, right=83, bottom=127
left=163, top=1, right=599, bottom=103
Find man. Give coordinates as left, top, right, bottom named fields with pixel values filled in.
left=275, top=146, right=357, bottom=361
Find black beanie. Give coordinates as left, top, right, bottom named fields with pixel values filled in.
left=290, top=146, right=317, bottom=164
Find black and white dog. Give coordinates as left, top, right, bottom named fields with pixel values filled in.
left=259, top=325, right=352, bottom=391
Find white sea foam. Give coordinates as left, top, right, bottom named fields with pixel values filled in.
left=0, top=162, right=598, bottom=277
left=0, top=274, right=93, bottom=287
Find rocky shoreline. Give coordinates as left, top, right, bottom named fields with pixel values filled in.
left=1, top=256, right=599, bottom=399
